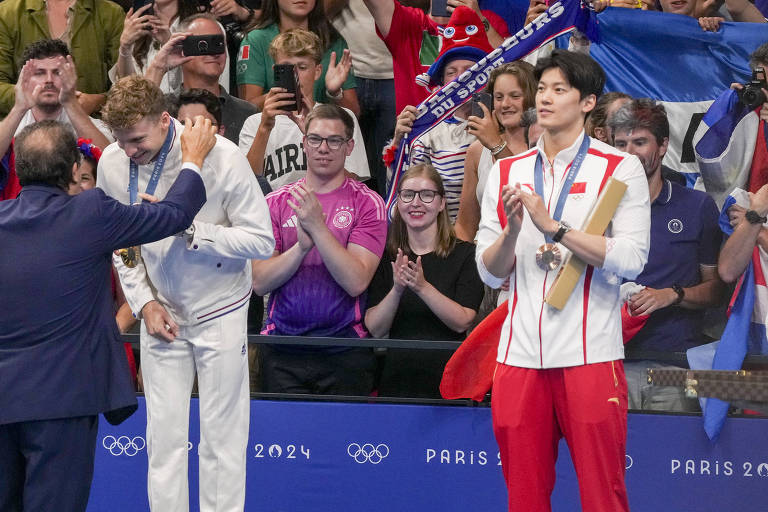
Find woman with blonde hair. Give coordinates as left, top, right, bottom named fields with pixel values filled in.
left=365, top=164, right=483, bottom=398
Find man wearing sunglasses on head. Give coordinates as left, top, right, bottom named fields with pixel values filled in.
left=252, top=103, right=387, bottom=396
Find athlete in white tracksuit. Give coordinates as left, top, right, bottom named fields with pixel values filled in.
left=98, top=117, right=275, bottom=512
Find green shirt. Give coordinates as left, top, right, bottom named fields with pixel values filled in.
left=236, top=23, right=356, bottom=104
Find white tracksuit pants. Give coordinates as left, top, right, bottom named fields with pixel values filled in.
left=141, top=305, right=250, bottom=512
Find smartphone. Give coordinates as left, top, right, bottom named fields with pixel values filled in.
left=182, top=34, right=226, bottom=56
left=471, top=92, right=493, bottom=118
left=273, top=64, right=300, bottom=112
left=243, top=0, right=262, bottom=8
left=431, top=0, right=450, bottom=18
left=132, top=0, right=154, bottom=16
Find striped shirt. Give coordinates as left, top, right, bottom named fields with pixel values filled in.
left=410, top=118, right=475, bottom=221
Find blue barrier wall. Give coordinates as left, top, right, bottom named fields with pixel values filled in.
left=89, top=398, right=768, bottom=511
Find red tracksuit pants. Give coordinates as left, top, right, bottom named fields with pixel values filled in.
left=492, top=360, right=630, bottom=512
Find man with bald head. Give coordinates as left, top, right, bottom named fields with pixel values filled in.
left=146, top=13, right=258, bottom=143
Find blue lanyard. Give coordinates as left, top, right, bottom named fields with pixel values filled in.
left=533, top=135, right=590, bottom=243
left=128, top=122, right=176, bottom=205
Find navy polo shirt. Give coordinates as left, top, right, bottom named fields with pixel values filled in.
left=629, top=180, right=721, bottom=352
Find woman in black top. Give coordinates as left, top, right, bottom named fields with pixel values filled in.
left=365, top=164, right=484, bottom=398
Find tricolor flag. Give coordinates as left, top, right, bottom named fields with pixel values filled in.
left=700, top=192, right=768, bottom=441
left=588, top=8, right=766, bottom=180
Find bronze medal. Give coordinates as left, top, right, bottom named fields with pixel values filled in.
left=119, top=246, right=141, bottom=268
left=535, top=243, right=562, bottom=271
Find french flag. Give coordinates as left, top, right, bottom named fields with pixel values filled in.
left=588, top=8, right=766, bottom=181
left=699, top=192, right=768, bottom=441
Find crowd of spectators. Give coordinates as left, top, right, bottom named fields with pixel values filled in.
left=0, top=0, right=766, bottom=406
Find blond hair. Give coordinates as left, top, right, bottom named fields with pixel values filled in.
left=268, top=28, right=322, bottom=64
left=388, top=164, right=456, bottom=259
left=101, top=75, right=167, bottom=130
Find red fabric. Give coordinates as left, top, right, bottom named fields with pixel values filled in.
left=377, top=1, right=438, bottom=113
left=1, top=142, right=21, bottom=201
left=620, top=303, right=649, bottom=344
left=440, top=300, right=508, bottom=400
left=492, top=361, right=629, bottom=512
left=747, top=118, right=768, bottom=194
left=570, top=181, right=586, bottom=194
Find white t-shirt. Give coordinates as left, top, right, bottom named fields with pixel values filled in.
left=238, top=105, right=370, bottom=190
left=476, top=145, right=494, bottom=204
left=15, top=108, right=114, bottom=143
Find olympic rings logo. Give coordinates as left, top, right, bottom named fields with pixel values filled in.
left=347, top=443, right=390, bottom=464
left=102, top=435, right=146, bottom=457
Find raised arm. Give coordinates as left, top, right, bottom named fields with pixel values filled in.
left=363, top=0, right=396, bottom=38
left=719, top=185, right=768, bottom=283
left=0, top=61, right=37, bottom=158
left=58, top=56, right=110, bottom=149
left=724, top=0, right=767, bottom=22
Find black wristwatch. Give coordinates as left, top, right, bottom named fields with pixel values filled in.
left=671, top=284, right=685, bottom=305
left=745, top=209, right=767, bottom=225
left=552, top=221, right=571, bottom=244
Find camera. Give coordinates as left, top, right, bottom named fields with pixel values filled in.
left=182, top=34, right=226, bottom=56
left=212, top=0, right=263, bottom=42
left=739, top=67, right=767, bottom=110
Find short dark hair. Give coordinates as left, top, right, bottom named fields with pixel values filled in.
left=750, top=42, right=768, bottom=70
left=304, top=104, right=354, bottom=140
left=586, top=91, right=632, bottom=138
left=15, top=121, right=80, bottom=190
left=607, top=98, right=669, bottom=146
left=534, top=49, right=606, bottom=102
left=168, top=89, right=223, bottom=126
left=20, top=39, right=70, bottom=67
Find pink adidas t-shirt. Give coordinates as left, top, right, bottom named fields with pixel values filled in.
left=263, top=178, right=387, bottom=337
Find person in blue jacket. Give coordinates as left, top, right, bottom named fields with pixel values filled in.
left=0, top=116, right=216, bottom=512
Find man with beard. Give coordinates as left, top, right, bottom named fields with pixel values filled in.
left=609, top=98, right=724, bottom=411
left=0, top=39, right=112, bottom=200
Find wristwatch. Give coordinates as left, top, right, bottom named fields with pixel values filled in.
left=745, top=209, right=767, bottom=225
left=552, top=221, right=572, bottom=244
left=671, top=284, right=685, bottom=305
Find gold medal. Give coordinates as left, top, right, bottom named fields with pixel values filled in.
left=535, top=243, right=562, bottom=271
left=119, top=246, right=141, bottom=268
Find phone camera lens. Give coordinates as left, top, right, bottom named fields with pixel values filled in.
left=198, top=40, right=208, bottom=52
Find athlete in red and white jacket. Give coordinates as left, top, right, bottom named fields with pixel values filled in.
left=475, top=50, right=650, bottom=512
left=476, top=131, right=650, bottom=368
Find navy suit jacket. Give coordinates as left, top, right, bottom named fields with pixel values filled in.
left=0, top=168, right=206, bottom=425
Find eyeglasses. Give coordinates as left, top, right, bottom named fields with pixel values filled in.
left=398, top=189, right=440, bottom=203
left=305, top=134, right=349, bottom=150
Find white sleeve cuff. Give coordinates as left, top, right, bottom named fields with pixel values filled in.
left=476, top=250, right=508, bottom=289
left=182, top=162, right=202, bottom=174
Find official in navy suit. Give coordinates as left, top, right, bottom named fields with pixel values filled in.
left=0, top=117, right=217, bottom=511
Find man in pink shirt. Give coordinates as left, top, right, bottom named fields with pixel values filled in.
left=252, top=104, right=387, bottom=395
